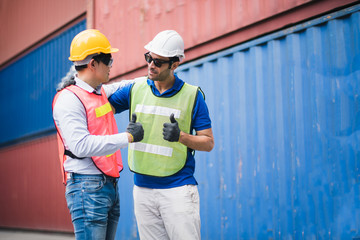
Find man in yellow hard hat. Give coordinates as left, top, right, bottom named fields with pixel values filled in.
left=52, top=29, right=144, bottom=240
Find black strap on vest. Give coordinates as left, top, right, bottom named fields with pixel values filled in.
left=64, top=149, right=86, bottom=159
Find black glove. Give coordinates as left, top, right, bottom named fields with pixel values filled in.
left=126, top=113, right=144, bottom=142
left=163, top=113, right=180, bottom=142
left=56, top=78, right=76, bottom=92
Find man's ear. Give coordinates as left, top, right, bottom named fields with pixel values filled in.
left=88, top=59, right=96, bottom=70
left=171, top=62, right=180, bottom=70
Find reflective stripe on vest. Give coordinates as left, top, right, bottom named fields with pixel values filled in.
left=129, top=78, right=198, bottom=177
left=52, top=85, right=123, bottom=184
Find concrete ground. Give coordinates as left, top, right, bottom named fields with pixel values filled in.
left=0, top=229, right=74, bottom=240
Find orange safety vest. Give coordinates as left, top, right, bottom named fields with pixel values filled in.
left=52, top=85, right=123, bottom=184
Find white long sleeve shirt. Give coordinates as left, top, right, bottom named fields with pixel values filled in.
left=52, top=77, right=134, bottom=174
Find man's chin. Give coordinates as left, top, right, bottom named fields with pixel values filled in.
left=148, top=73, right=158, bottom=81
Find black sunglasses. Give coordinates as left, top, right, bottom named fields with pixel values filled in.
left=144, top=52, right=173, bottom=68
left=93, top=53, right=113, bottom=67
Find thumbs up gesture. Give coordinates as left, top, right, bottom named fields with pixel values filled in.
left=126, top=113, right=144, bottom=142
left=163, top=113, right=180, bottom=142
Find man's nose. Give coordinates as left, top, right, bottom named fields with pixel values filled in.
left=149, top=60, right=156, bottom=68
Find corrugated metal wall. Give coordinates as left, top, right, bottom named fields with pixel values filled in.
left=93, top=0, right=357, bottom=79
left=0, top=20, right=86, bottom=146
left=114, top=5, right=360, bottom=239
left=1, top=0, right=357, bottom=237
left=94, top=0, right=313, bottom=75
left=0, top=20, right=86, bottom=231
left=0, top=135, right=73, bottom=231
left=0, top=0, right=86, bottom=66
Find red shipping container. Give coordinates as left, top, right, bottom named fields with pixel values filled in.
left=0, top=135, right=73, bottom=232
left=91, top=0, right=358, bottom=80
left=0, top=0, right=86, bottom=66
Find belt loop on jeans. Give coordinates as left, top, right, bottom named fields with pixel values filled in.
left=102, top=174, right=107, bottom=184
left=114, top=178, right=118, bottom=188
left=66, top=172, right=74, bottom=183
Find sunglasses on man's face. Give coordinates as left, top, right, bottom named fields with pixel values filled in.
left=96, top=54, right=113, bottom=67
left=144, top=52, right=172, bottom=68
left=101, top=57, right=113, bottom=68
left=106, top=58, right=113, bottom=67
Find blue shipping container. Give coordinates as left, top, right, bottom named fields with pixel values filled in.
left=114, top=4, right=360, bottom=239
left=0, top=20, right=86, bottom=146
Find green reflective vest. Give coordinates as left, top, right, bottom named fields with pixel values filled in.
left=129, top=77, right=199, bottom=177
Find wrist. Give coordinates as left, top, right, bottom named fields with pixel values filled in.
left=127, top=132, right=134, bottom=143
left=178, top=131, right=184, bottom=142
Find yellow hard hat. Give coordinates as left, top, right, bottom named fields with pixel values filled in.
left=69, top=29, right=119, bottom=61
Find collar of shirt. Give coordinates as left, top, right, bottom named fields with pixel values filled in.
left=146, top=74, right=184, bottom=97
left=74, top=76, right=102, bottom=95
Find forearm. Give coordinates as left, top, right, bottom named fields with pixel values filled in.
left=104, top=76, right=146, bottom=97
left=70, top=132, right=130, bottom=158
left=103, top=79, right=135, bottom=97
left=179, top=130, right=214, bottom=152
left=54, top=90, right=134, bottom=158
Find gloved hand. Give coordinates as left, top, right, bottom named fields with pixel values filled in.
left=56, top=78, right=76, bottom=92
left=163, top=113, right=180, bottom=142
left=126, top=113, right=144, bottom=142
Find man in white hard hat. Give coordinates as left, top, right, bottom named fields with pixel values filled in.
left=52, top=29, right=144, bottom=239
left=109, top=30, right=215, bottom=239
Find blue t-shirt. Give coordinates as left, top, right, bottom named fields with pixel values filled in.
left=108, top=75, right=212, bottom=188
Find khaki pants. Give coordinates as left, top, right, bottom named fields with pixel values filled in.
left=133, top=185, right=201, bottom=240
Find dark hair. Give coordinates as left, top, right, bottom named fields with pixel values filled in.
left=93, top=53, right=112, bottom=65
left=169, top=56, right=180, bottom=62
left=167, top=56, right=180, bottom=69
left=75, top=53, right=112, bottom=71
left=75, top=65, right=87, bottom=71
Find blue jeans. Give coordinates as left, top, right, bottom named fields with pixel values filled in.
left=65, top=173, right=120, bottom=240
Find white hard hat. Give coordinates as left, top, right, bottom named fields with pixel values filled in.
left=144, top=30, right=185, bottom=61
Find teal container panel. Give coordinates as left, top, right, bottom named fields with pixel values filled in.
left=114, top=4, right=360, bottom=239
left=0, top=20, right=86, bottom=146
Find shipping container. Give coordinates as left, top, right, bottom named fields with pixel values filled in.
left=113, top=4, right=360, bottom=239
left=1, top=0, right=358, bottom=237
left=0, top=135, right=73, bottom=232
left=0, top=20, right=86, bottom=146
left=93, top=0, right=357, bottom=80
left=0, top=1, right=87, bottom=233
left=0, top=0, right=86, bottom=66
